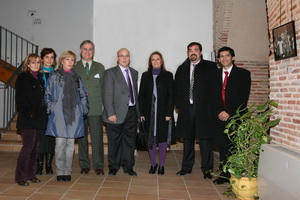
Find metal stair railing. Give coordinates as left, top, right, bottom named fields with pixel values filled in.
left=0, top=26, right=39, bottom=135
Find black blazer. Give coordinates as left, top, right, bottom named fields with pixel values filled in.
left=175, top=58, right=218, bottom=139
left=209, top=65, right=251, bottom=146
left=139, top=70, right=174, bottom=143
left=16, top=72, right=48, bottom=129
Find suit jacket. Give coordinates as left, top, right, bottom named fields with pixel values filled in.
left=102, top=65, right=140, bottom=124
left=75, top=60, right=105, bottom=116
left=209, top=65, right=251, bottom=146
left=138, top=70, right=174, bottom=143
left=174, top=58, right=218, bottom=139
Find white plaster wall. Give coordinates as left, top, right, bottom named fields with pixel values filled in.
left=93, top=0, right=213, bottom=75
left=0, top=0, right=93, bottom=59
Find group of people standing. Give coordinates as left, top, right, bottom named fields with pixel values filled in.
left=14, top=41, right=251, bottom=187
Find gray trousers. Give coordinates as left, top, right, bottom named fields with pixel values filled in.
left=55, top=138, right=74, bottom=175
left=78, top=115, right=104, bottom=170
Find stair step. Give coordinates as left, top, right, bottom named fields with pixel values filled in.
left=1, top=131, right=22, bottom=141
left=1, top=130, right=108, bottom=142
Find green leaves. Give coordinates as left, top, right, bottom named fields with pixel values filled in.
left=222, top=100, right=281, bottom=179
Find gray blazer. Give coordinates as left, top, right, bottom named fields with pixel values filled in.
left=102, top=65, right=140, bottom=124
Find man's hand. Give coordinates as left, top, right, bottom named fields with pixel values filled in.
left=218, top=111, right=230, bottom=121
left=108, top=115, right=117, bottom=123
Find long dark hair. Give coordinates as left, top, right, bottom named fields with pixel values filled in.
left=147, top=51, right=166, bottom=72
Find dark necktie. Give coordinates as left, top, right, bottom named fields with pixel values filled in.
left=189, top=64, right=196, bottom=101
left=85, top=63, right=89, bottom=76
left=125, top=69, right=134, bottom=104
left=222, top=71, right=229, bottom=107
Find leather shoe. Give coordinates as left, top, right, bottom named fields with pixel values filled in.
left=108, top=168, right=118, bottom=176
left=213, top=177, right=230, bottom=184
left=57, top=175, right=65, bottom=181
left=29, top=177, right=41, bottom=183
left=95, top=169, right=104, bottom=175
left=157, top=166, right=164, bottom=175
left=176, top=169, right=191, bottom=176
left=17, top=180, right=29, bottom=186
left=80, top=168, right=90, bottom=174
left=203, top=172, right=212, bottom=179
left=149, top=164, right=157, bottom=174
left=125, top=169, right=137, bottom=176
left=64, top=175, right=71, bottom=181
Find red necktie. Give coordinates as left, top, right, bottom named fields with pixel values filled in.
left=222, top=71, right=229, bottom=107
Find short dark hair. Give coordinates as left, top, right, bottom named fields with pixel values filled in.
left=187, top=42, right=202, bottom=51
left=217, top=46, right=235, bottom=58
left=40, top=48, right=57, bottom=67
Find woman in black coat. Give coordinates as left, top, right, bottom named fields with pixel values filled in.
left=139, top=51, right=174, bottom=175
left=15, top=54, right=48, bottom=186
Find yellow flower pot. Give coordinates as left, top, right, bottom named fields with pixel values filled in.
left=230, top=175, right=258, bottom=200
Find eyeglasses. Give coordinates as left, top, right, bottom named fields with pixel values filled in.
left=118, top=54, right=130, bottom=58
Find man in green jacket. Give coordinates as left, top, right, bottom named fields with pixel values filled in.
left=76, top=40, right=105, bottom=175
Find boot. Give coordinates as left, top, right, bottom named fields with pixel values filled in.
left=36, top=153, right=44, bottom=175
left=45, top=153, right=54, bottom=174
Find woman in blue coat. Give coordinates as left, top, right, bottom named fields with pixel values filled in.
left=45, top=50, right=89, bottom=182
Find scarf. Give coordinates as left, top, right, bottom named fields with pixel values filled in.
left=152, top=68, right=161, bottom=75
left=42, top=65, right=54, bottom=87
left=31, top=71, right=39, bottom=79
left=57, top=69, right=79, bottom=126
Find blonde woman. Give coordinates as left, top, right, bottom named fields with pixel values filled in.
left=15, top=54, right=48, bottom=186
left=45, top=51, right=89, bottom=181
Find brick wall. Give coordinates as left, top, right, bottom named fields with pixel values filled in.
left=213, top=0, right=270, bottom=109
left=267, top=0, right=300, bottom=151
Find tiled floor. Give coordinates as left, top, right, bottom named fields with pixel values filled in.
left=0, top=150, right=235, bottom=200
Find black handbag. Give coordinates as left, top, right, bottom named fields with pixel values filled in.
left=135, top=121, right=148, bottom=151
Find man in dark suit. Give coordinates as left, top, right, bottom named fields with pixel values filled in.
left=102, top=48, right=139, bottom=176
left=209, top=46, right=251, bottom=184
left=76, top=40, right=105, bottom=175
left=175, top=42, right=218, bottom=178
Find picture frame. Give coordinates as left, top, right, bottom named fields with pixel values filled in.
left=273, top=21, right=297, bottom=61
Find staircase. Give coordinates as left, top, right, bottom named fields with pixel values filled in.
left=0, top=117, right=184, bottom=154
left=0, top=117, right=109, bottom=154
left=0, top=26, right=39, bottom=134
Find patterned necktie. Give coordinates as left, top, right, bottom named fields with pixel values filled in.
left=85, top=63, right=89, bottom=75
left=125, top=69, right=134, bottom=104
left=222, top=71, right=229, bottom=107
left=189, top=64, right=196, bottom=101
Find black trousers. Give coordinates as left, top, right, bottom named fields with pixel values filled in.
left=15, top=129, right=43, bottom=182
left=181, top=104, right=213, bottom=173
left=106, top=106, right=138, bottom=172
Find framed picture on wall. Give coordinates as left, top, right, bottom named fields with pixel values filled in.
left=273, top=21, right=297, bottom=61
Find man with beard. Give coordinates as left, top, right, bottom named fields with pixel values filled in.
left=175, top=42, right=217, bottom=178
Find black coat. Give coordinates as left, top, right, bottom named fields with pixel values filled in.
left=138, top=70, right=174, bottom=143
left=15, top=72, right=48, bottom=129
left=175, top=58, right=218, bottom=139
left=209, top=65, right=251, bottom=146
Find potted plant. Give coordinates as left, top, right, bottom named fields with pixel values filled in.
left=222, top=100, right=281, bottom=199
